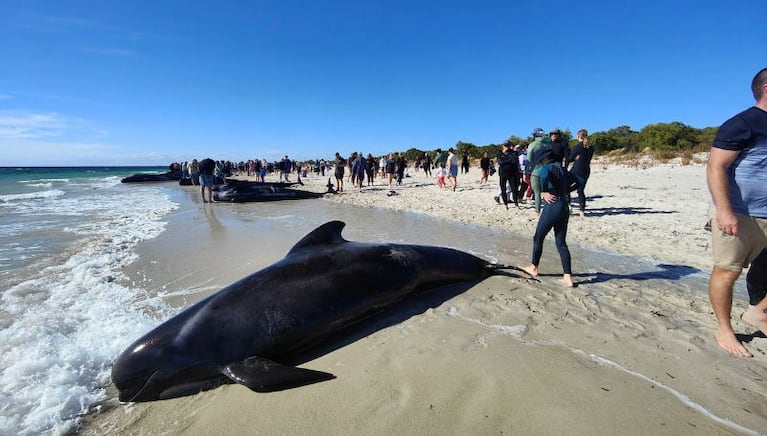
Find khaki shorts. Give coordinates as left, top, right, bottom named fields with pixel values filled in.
left=710, top=207, right=767, bottom=271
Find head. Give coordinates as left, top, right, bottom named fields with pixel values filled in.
left=532, top=127, right=545, bottom=138
left=111, top=330, right=199, bottom=402
left=577, top=129, right=590, bottom=148
left=752, top=68, right=767, bottom=104
left=549, top=130, right=562, bottom=141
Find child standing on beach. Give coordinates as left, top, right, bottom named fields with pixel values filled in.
left=436, top=163, right=447, bottom=188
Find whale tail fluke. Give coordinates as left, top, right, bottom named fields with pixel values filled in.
left=487, top=263, right=539, bottom=280
left=223, top=357, right=335, bottom=393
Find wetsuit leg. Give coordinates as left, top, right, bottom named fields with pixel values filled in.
left=747, top=249, right=767, bottom=305
left=552, top=206, right=572, bottom=274
left=531, top=203, right=557, bottom=265
left=509, top=172, right=519, bottom=206
left=499, top=170, right=510, bottom=205
left=531, top=174, right=542, bottom=213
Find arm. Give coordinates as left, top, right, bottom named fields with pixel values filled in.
left=707, top=147, right=741, bottom=235
left=539, top=165, right=558, bottom=203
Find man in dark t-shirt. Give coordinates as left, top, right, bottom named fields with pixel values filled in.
left=707, top=67, right=767, bottom=358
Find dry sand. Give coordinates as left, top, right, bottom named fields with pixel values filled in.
left=84, top=159, right=767, bottom=435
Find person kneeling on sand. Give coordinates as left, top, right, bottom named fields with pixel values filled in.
left=522, top=148, right=574, bottom=287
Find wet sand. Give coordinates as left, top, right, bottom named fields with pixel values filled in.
left=83, top=159, right=767, bottom=435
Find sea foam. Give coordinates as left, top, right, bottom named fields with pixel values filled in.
left=0, top=178, right=178, bottom=435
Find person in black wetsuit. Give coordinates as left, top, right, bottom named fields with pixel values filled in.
left=548, top=129, right=570, bottom=166
left=495, top=142, right=520, bottom=209
left=567, top=129, right=595, bottom=217
left=422, top=153, right=432, bottom=177
left=522, top=147, right=574, bottom=287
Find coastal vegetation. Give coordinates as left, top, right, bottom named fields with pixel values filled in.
left=398, top=121, right=714, bottom=164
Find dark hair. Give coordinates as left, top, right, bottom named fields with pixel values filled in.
left=752, top=67, right=767, bottom=101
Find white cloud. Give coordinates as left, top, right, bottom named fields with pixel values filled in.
left=0, top=111, right=74, bottom=140
left=0, top=111, right=128, bottom=165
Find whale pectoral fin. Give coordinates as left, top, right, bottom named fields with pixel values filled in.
left=222, top=357, right=335, bottom=392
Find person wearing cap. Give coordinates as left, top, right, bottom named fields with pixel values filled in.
left=526, top=128, right=551, bottom=217
left=522, top=147, right=574, bottom=287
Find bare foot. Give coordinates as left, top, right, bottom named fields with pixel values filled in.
left=578, top=210, right=584, bottom=218
left=715, top=327, right=753, bottom=358
left=521, top=265, right=538, bottom=278
left=741, top=306, right=767, bottom=336
left=561, top=274, right=574, bottom=287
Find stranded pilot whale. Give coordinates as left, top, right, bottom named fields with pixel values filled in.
left=111, top=220, right=528, bottom=402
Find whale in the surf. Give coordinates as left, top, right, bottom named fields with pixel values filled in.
left=111, top=220, right=528, bottom=402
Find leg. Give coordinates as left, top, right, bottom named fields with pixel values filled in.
left=576, top=175, right=588, bottom=214
left=509, top=173, right=519, bottom=206
left=709, top=266, right=751, bottom=357
left=741, top=249, right=767, bottom=335
left=746, top=249, right=767, bottom=305
left=552, top=209, right=574, bottom=287
left=499, top=172, right=509, bottom=206
left=531, top=174, right=541, bottom=215
left=524, top=206, right=556, bottom=276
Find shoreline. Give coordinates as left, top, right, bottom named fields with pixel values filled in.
left=82, top=161, right=767, bottom=435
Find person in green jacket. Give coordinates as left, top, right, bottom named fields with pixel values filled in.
left=526, top=128, right=551, bottom=217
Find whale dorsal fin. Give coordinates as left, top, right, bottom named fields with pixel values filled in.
left=287, top=221, right=347, bottom=256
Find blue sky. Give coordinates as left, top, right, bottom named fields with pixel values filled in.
left=1, top=0, right=764, bottom=166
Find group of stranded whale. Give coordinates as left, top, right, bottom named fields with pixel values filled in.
left=120, top=169, right=332, bottom=202
left=111, top=221, right=531, bottom=402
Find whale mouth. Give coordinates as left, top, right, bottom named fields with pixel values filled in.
left=116, top=369, right=160, bottom=403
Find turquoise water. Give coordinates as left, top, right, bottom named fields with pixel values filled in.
left=0, top=167, right=178, bottom=435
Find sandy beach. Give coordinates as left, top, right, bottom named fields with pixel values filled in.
left=83, top=159, right=767, bottom=435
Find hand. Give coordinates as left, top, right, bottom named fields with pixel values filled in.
left=542, top=192, right=557, bottom=203
left=716, top=209, right=739, bottom=236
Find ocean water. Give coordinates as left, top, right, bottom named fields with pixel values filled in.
left=0, top=167, right=179, bottom=435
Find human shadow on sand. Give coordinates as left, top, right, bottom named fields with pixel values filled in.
left=581, top=207, right=676, bottom=217
left=536, top=263, right=701, bottom=285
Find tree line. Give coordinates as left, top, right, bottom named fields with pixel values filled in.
left=395, top=121, right=716, bottom=163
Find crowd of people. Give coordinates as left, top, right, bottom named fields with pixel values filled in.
left=170, top=66, right=767, bottom=363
